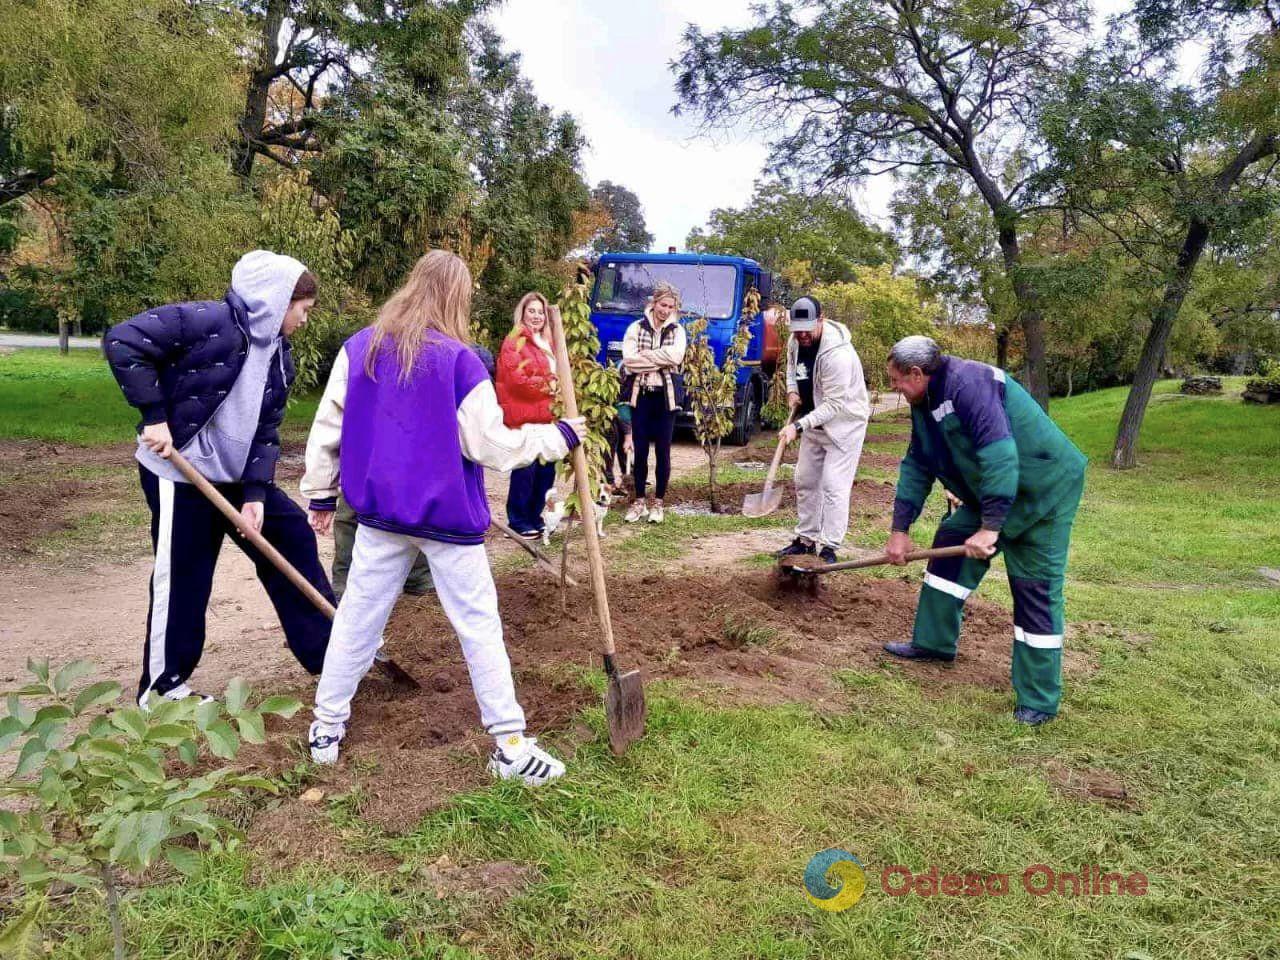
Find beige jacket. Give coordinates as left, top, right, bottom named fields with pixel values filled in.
left=785, top=319, right=871, bottom=450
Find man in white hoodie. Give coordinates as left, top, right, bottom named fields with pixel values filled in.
left=106, top=251, right=333, bottom=706
left=775, top=296, right=871, bottom=564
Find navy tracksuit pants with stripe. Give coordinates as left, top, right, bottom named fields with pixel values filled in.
left=138, top=466, right=332, bottom=701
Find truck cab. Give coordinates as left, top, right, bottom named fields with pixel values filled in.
left=589, top=252, right=779, bottom=445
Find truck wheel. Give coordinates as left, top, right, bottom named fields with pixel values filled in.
left=728, top=390, right=758, bottom=446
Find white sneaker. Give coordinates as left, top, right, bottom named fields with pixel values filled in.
left=309, top=720, right=345, bottom=765
left=487, top=736, right=566, bottom=786
left=648, top=500, right=665, bottom=523
left=138, top=683, right=214, bottom=711
left=624, top=500, right=648, bottom=523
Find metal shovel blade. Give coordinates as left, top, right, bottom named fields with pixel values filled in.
left=742, top=483, right=783, bottom=518
left=605, top=668, right=647, bottom=756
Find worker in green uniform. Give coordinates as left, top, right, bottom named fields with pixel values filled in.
left=882, top=336, right=1087, bottom=725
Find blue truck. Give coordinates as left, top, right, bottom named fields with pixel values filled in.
left=589, top=251, right=780, bottom=446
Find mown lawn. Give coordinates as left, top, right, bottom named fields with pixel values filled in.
left=4, top=349, right=1280, bottom=957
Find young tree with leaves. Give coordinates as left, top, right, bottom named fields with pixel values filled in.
left=0, top=661, right=298, bottom=960
left=676, top=0, right=1092, bottom=408
left=684, top=289, right=758, bottom=510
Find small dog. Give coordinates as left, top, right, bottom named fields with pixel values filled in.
left=542, top=487, right=611, bottom=546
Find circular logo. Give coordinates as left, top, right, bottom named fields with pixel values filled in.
left=803, top=849, right=867, bottom=912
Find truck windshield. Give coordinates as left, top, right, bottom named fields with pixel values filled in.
left=592, top=261, right=738, bottom=319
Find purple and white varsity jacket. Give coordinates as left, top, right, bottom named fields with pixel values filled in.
left=301, top=327, right=579, bottom=545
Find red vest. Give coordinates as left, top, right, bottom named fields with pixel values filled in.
left=496, top=329, right=556, bottom=427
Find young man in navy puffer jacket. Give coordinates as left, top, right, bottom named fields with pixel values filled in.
left=105, top=250, right=333, bottom=707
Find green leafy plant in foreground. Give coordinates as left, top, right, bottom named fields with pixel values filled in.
left=0, top=661, right=300, bottom=959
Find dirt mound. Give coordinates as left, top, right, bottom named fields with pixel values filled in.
left=288, top=567, right=1066, bottom=831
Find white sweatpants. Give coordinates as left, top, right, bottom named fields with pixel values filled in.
left=794, top=426, right=866, bottom=549
left=313, top=525, right=525, bottom=736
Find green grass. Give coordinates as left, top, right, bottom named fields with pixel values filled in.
left=10, top=357, right=1280, bottom=957
left=0, top=348, right=321, bottom=445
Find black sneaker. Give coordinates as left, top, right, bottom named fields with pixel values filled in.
left=776, top=537, right=815, bottom=558
left=883, top=642, right=956, bottom=663
left=1013, top=706, right=1055, bottom=726
left=818, top=546, right=837, bottom=564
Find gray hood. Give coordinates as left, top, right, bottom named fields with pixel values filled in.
left=230, top=250, right=307, bottom=345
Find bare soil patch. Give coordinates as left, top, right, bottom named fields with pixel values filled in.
left=0, top=439, right=136, bottom=556
left=267, top=567, right=1074, bottom=832
left=1042, top=760, right=1137, bottom=810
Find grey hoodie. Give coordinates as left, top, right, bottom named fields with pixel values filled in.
left=785, top=319, right=871, bottom=450
left=137, top=250, right=306, bottom=485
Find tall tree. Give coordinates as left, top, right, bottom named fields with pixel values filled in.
left=1043, top=0, right=1279, bottom=467
left=687, top=180, right=896, bottom=286
left=589, top=181, right=654, bottom=253
left=230, top=0, right=489, bottom=179
left=0, top=0, right=241, bottom=203
left=676, top=0, right=1091, bottom=407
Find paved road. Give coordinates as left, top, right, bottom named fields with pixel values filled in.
left=0, top=332, right=100, bottom=350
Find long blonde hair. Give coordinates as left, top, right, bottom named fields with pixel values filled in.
left=367, top=250, right=473, bottom=384
left=509, top=291, right=551, bottom=341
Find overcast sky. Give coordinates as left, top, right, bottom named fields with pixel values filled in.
left=488, top=0, right=1159, bottom=254
left=488, top=1, right=899, bottom=251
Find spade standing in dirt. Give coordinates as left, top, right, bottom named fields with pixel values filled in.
left=104, top=250, right=334, bottom=707
left=774, top=296, right=871, bottom=564
left=882, top=335, right=1087, bottom=725
left=301, top=250, right=585, bottom=784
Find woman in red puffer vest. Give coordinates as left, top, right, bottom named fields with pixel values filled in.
left=496, top=292, right=559, bottom=537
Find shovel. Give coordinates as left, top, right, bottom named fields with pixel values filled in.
left=778, top=544, right=969, bottom=593
left=166, top=449, right=421, bottom=689
left=742, top=408, right=797, bottom=518
left=547, top=305, right=646, bottom=756
left=490, top=517, right=579, bottom=587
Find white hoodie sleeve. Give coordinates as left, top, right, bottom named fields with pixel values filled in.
left=457, top=379, right=571, bottom=471
left=300, top=349, right=347, bottom=504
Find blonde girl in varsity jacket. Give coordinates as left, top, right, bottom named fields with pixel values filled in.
left=300, top=250, right=585, bottom=784
left=621, top=280, right=687, bottom=524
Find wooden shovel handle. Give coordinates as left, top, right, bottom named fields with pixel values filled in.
left=168, top=449, right=337, bottom=620
left=811, top=544, right=968, bottom=575
left=763, top=407, right=798, bottom=490
left=547, top=306, right=616, bottom=658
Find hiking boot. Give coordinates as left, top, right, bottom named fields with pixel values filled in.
left=1013, top=706, right=1055, bottom=726
left=818, top=546, right=838, bottom=564
left=487, top=735, right=566, bottom=786
left=138, top=683, right=214, bottom=712
left=309, top=720, right=345, bottom=765
left=776, top=537, right=816, bottom=558
left=883, top=642, right=956, bottom=663
left=624, top=500, right=648, bottom=523
left=648, top=499, right=665, bottom=523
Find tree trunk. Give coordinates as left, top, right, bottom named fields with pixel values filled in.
left=995, top=326, right=1009, bottom=370
left=1111, top=219, right=1210, bottom=469
left=996, top=228, right=1049, bottom=409
left=57, top=315, right=69, bottom=355
left=100, top=863, right=125, bottom=960
left=232, top=0, right=287, bottom=179
left=1111, top=132, right=1277, bottom=469
left=707, top=451, right=718, bottom=513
